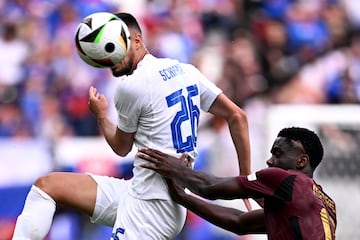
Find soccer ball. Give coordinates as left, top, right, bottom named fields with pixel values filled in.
left=75, top=12, right=131, bottom=68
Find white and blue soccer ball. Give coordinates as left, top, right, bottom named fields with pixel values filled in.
left=75, top=12, right=131, bottom=68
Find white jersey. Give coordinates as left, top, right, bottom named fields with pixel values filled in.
left=114, top=54, right=222, bottom=200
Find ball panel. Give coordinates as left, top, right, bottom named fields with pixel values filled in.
left=81, top=17, right=92, bottom=28
left=81, top=12, right=116, bottom=30
left=77, top=50, right=107, bottom=68
left=79, top=25, right=103, bottom=43
left=119, top=27, right=129, bottom=51
left=75, top=28, right=87, bottom=55
left=91, top=58, right=116, bottom=67
left=75, top=12, right=131, bottom=68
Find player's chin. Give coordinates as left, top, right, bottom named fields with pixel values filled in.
left=111, top=68, right=123, bottom=77
left=112, top=68, right=133, bottom=77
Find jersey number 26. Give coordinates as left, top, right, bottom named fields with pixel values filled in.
left=166, top=85, right=200, bottom=153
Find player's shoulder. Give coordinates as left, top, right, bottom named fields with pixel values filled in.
left=258, top=168, right=313, bottom=186
left=257, top=167, right=294, bottom=179
left=258, top=167, right=288, bottom=174
left=144, top=54, right=178, bottom=65
left=149, top=55, right=198, bottom=71
left=113, top=74, right=145, bottom=103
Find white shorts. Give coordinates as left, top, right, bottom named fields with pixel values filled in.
left=88, top=174, right=187, bottom=240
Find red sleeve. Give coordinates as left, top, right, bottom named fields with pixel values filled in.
left=236, top=168, right=292, bottom=198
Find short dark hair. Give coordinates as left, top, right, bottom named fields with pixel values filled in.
left=115, top=12, right=142, bottom=34
left=278, top=127, right=324, bottom=170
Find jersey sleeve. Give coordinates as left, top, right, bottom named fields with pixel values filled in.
left=113, top=77, right=144, bottom=133
left=236, top=168, right=292, bottom=199
left=187, top=65, right=222, bottom=112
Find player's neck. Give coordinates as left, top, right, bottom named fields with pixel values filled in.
left=139, top=48, right=149, bottom=61
left=129, top=48, right=149, bottom=74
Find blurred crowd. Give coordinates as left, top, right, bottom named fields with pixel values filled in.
left=2, top=1, right=360, bottom=239
left=1, top=0, right=360, bottom=140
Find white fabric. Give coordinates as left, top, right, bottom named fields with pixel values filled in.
left=12, top=186, right=56, bottom=240
left=89, top=174, right=125, bottom=227
left=113, top=54, right=221, bottom=200
left=89, top=174, right=186, bottom=240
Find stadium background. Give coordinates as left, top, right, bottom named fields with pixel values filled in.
left=0, top=0, right=359, bottom=239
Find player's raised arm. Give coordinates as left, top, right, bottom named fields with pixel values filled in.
left=88, top=86, right=134, bottom=156
left=207, top=93, right=252, bottom=210
left=208, top=93, right=251, bottom=176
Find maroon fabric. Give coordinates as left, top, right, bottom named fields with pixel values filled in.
left=237, top=168, right=336, bottom=240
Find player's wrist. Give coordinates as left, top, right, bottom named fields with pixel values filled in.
left=96, top=114, right=108, bottom=122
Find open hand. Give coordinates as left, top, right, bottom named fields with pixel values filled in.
left=137, top=148, right=188, bottom=178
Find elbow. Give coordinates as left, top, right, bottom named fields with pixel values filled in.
left=222, top=105, right=248, bottom=131
left=116, top=151, right=128, bottom=157
left=113, top=145, right=132, bottom=157
left=229, top=108, right=249, bottom=137
left=233, top=108, right=248, bottom=124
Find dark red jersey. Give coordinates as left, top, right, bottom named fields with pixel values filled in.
left=237, top=168, right=336, bottom=240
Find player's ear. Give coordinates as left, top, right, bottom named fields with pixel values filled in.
left=132, top=33, right=142, bottom=43
left=131, top=33, right=143, bottom=50
left=297, top=154, right=309, bottom=169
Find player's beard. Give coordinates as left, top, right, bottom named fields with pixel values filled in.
left=111, top=57, right=135, bottom=77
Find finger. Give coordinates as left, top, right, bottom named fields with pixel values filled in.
left=139, top=163, right=155, bottom=169
left=136, top=151, right=149, bottom=159
left=137, top=152, right=158, bottom=163
left=180, top=154, right=190, bottom=167
left=89, top=86, right=95, bottom=96
left=139, top=148, right=162, bottom=159
left=138, top=148, right=152, bottom=154
left=93, top=88, right=100, bottom=98
left=100, top=94, right=107, bottom=101
left=151, top=148, right=166, bottom=157
left=140, top=148, right=165, bottom=158
left=93, top=90, right=100, bottom=99
left=89, top=87, right=99, bottom=100
left=179, top=153, right=188, bottom=161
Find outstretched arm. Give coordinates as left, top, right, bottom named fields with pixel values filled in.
left=166, top=179, right=266, bottom=235
left=138, top=148, right=247, bottom=200
left=138, top=148, right=265, bottom=232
